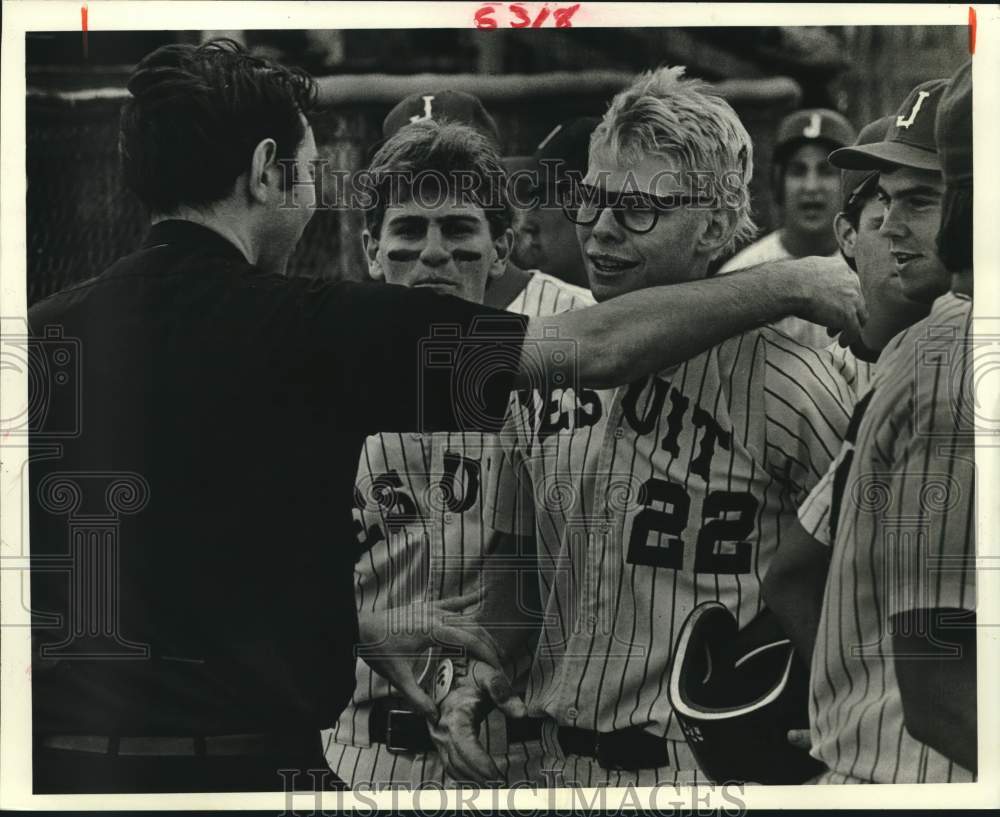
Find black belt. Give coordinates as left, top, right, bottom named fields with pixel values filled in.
left=369, top=698, right=543, bottom=754
left=506, top=716, right=545, bottom=744
left=370, top=699, right=433, bottom=754
left=40, top=733, right=281, bottom=757
left=557, top=725, right=671, bottom=771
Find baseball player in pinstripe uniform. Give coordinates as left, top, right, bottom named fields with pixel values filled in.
left=476, top=66, right=856, bottom=787
left=763, top=112, right=951, bottom=663
left=380, top=90, right=595, bottom=317
left=802, top=69, right=977, bottom=783
left=330, top=85, right=869, bottom=789
left=324, top=116, right=593, bottom=788
left=720, top=109, right=857, bottom=350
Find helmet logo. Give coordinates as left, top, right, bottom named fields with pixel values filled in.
left=896, top=90, right=931, bottom=129
left=409, top=94, right=436, bottom=124
left=802, top=113, right=822, bottom=138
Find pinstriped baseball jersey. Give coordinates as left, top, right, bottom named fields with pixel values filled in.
left=327, top=270, right=593, bottom=756
left=810, top=292, right=976, bottom=783
left=718, top=233, right=844, bottom=349
left=487, top=328, right=852, bottom=746
left=798, top=342, right=877, bottom=546
left=504, top=269, right=593, bottom=316
left=826, top=342, right=877, bottom=401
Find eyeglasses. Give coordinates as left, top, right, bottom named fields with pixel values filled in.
left=561, top=182, right=695, bottom=234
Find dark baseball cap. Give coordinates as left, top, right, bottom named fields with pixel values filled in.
left=829, top=79, right=948, bottom=172
left=936, top=60, right=972, bottom=188
left=382, top=90, right=501, bottom=145
left=533, top=116, right=600, bottom=188
left=774, top=108, right=857, bottom=162
left=840, top=116, right=893, bottom=209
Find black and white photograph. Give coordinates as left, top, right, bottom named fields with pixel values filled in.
left=1, top=1, right=997, bottom=811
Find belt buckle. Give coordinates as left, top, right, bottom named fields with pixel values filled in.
left=385, top=709, right=413, bottom=754
left=596, top=731, right=642, bottom=772
left=597, top=729, right=667, bottom=772
left=594, top=733, right=623, bottom=771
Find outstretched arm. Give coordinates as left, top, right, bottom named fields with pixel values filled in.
left=520, top=256, right=865, bottom=390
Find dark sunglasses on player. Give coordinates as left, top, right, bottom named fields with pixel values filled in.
left=561, top=182, right=695, bottom=234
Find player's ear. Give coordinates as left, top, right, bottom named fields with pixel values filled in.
left=362, top=229, right=385, bottom=281
left=834, top=213, right=858, bottom=260
left=696, top=208, right=736, bottom=257
left=248, top=137, right=279, bottom=205
left=488, top=227, right=514, bottom=281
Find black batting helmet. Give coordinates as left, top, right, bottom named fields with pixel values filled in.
left=667, top=602, right=825, bottom=785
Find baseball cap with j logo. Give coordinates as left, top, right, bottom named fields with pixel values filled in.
left=828, top=79, right=949, bottom=172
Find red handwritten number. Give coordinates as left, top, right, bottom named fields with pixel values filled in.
left=553, top=4, right=579, bottom=27
left=475, top=3, right=577, bottom=29
left=475, top=5, right=498, bottom=29
left=509, top=4, right=531, bottom=28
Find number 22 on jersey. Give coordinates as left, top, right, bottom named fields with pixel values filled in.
left=626, top=480, right=758, bottom=574
left=620, top=377, right=758, bottom=575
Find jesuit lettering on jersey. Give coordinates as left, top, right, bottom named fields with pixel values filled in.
left=351, top=453, right=482, bottom=546
left=622, top=376, right=730, bottom=481
left=525, top=386, right=604, bottom=441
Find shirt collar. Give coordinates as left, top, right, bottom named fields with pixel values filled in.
left=142, top=219, right=252, bottom=266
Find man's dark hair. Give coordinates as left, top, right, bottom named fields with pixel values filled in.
left=937, top=184, right=972, bottom=274
left=119, top=39, right=317, bottom=214
left=836, top=174, right=881, bottom=273
left=840, top=191, right=867, bottom=232
left=362, top=119, right=512, bottom=240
